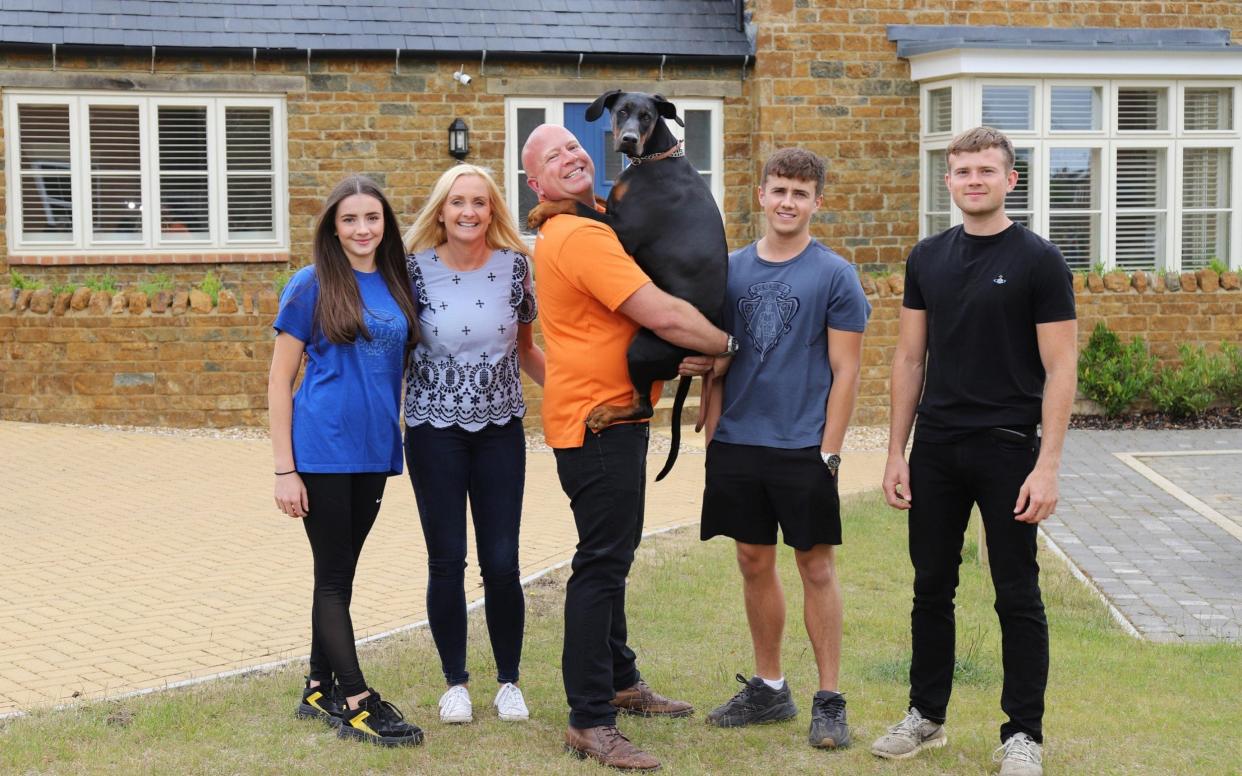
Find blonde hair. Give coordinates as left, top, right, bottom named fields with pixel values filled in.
left=403, top=164, right=526, bottom=255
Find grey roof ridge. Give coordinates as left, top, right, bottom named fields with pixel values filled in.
left=887, top=24, right=1235, bottom=58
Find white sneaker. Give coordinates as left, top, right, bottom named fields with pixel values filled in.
left=493, top=682, right=529, bottom=721
left=994, top=732, right=1043, bottom=776
left=870, top=707, right=947, bottom=760
left=438, top=685, right=472, bottom=724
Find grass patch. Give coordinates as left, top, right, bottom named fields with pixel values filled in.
left=2, top=492, right=1237, bottom=774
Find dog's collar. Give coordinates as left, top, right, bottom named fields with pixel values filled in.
left=627, top=140, right=684, bottom=166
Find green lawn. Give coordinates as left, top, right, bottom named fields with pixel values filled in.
left=3, top=492, right=1238, bottom=775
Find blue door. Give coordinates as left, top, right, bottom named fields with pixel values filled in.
left=563, top=103, right=626, bottom=200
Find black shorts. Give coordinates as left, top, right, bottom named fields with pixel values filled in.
left=700, top=440, right=841, bottom=551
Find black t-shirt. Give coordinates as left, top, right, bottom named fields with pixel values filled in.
left=903, top=222, right=1076, bottom=442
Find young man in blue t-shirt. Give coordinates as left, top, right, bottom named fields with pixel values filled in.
left=701, top=148, right=871, bottom=751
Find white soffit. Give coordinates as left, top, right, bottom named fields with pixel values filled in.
left=908, top=48, right=1242, bottom=81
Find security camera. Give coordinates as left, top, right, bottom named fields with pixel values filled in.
left=453, top=67, right=472, bottom=86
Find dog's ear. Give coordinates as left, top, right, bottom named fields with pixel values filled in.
left=586, top=90, right=624, bottom=122
left=652, top=94, right=684, bottom=127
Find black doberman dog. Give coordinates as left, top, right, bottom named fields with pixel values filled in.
left=528, top=90, right=728, bottom=480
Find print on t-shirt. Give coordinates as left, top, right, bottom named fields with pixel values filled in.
left=739, top=280, right=800, bottom=362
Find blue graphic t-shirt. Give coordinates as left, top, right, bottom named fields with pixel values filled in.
left=403, top=247, right=537, bottom=431
left=273, top=265, right=410, bottom=474
left=714, top=239, right=871, bottom=449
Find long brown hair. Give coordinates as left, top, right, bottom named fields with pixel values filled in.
left=312, top=175, right=419, bottom=346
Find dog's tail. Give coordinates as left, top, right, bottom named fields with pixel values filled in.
left=655, top=376, right=692, bottom=482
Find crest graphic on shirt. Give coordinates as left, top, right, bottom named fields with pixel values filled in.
left=738, top=281, right=799, bottom=362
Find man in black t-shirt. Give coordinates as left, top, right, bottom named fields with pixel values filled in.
left=871, top=127, right=1077, bottom=776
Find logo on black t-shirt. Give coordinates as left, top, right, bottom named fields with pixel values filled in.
left=738, top=281, right=799, bottom=362
left=993, top=274, right=1008, bottom=285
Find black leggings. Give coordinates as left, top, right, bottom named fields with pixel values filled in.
left=300, top=472, right=387, bottom=698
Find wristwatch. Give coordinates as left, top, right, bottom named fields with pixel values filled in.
left=717, top=334, right=739, bottom=358
left=821, top=452, right=841, bottom=477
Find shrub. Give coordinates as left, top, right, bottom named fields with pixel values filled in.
left=1077, top=322, right=1157, bottom=416
left=1149, top=344, right=1222, bottom=418
left=137, top=273, right=174, bottom=297
left=1208, top=257, right=1229, bottom=275
left=8, top=270, right=45, bottom=291
left=51, top=282, right=75, bottom=296
left=84, top=274, right=119, bottom=293
left=1214, top=342, right=1242, bottom=409
left=196, top=271, right=223, bottom=305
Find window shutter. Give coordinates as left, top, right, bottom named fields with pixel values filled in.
left=1048, top=148, right=1100, bottom=269
left=1005, top=147, right=1032, bottom=226
left=16, top=103, right=74, bottom=240
left=927, top=87, right=952, bottom=134
left=1114, top=149, right=1166, bottom=268
left=1181, top=147, right=1231, bottom=268
left=1117, top=88, right=1166, bottom=131
left=157, top=106, right=209, bottom=238
left=1050, top=86, right=1100, bottom=132
left=1184, top=88, right=1232, bottom=131
left=981, top=86, right=1033, bottom=131
left=925, top=150, right=950, bottom=234
left=224, top=106, right=275, bottom=240
left=88, top=105, right=143, bottom=241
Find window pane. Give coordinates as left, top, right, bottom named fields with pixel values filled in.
left=18, top=104, right=71, bottom=167
left=604, top=130, right=624, bottom=181
left=927, top=87, right=952, bottom=134
left=1183, top=148, right=1230, bottom=209
left=89, top=105, right=141, bottom=171
left=516, top=108, right=544, bottom=169
left=1115, top=148, right=1163, bottom=208
left=226, top=107, right=272, bottom=171
left=981, top=85, right=1033, bottom=130
left=158, top=106, right=207, bottom=171
left=926, top=212, right=951, bottom=235
left=1049, top=214, right=1099, bottom=270
left=159, top=176, right=209, bottom=238
left=1006, top=148, right=1032, bottom=213
left=1049, top=148, right=1099, bottom=210
left=226, top=176, right=274, bottom=239
left=926, top=150, right=950, bottom=212
left=685, top=109, right=711, bottom=171
left=1184, top=88, right=1232, bottom=131
left=1114, top=213, right=1165, bottom=269
left=1117, top=88, right=1167, bottom=131
left=516, top=108, right=546, bottom=234
left=90, top=175, right=143, bottom=240
left=20, top=173, right=73, bottom=238
left=1182, top=213, right=1229, bottom=269
left=518, top=171, right=537, bottom=230
left=1050, top=86, right=1100, bottom=131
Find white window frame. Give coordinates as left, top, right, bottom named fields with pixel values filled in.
left=917, top=76, right=1241, bottom=271
left=3, top=89, right=287, bottom=255
left=503, top=95, right=725, bottom=228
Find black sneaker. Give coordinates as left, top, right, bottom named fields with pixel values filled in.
left=808, top=690, right=851, bottom=749
left=295, top=678, right=343, bottom=728
left=705, top=674, right=798, bottom=728
left=337, top=689, right=424, bottom=747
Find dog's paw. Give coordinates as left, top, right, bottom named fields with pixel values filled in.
left=526, top=200, right=576, bottom=230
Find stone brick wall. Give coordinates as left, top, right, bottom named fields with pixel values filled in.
left=4, top=272, right=1238, bottom=430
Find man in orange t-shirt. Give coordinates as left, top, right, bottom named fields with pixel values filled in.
left=522, top=124, right=734, bottom=771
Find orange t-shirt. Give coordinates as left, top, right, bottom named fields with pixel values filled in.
left=533, top=211, right=662, bottom=448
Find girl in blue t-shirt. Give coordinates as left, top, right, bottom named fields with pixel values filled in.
left=269, top=175, right=423, bottom=747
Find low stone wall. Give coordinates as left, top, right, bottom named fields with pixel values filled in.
left=1, top=270, right=1239, bottom=430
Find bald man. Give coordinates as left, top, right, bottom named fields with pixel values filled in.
left=522, top=124, right=732, bottom=771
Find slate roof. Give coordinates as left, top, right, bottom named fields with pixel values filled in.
left=0, top=0, right=753, bottom=58
left=888, top=25, right=1239, bottom=58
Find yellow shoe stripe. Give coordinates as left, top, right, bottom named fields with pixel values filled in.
left=306, top=691, right=326, bottom=713
left=349, top=710, right=378, bottom=737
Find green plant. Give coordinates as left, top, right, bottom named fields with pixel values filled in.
left=1077, top=322, right=1157, bottom=416
left=196, top=271, right=223, bottom=305
left=8, top=270, right=45, bottom=291
left=1091, top=261, right=1106, bottom=275
left=137, top=273, right=174, bottom=297
left=1213, top=342, right=1242, bottom=409
left=51, top=282, right=76, bottom=296
left=84, top=274, right=119, bottom=293
left=273, top=269, right=294, bottom=296
left=1149, top=344, right=1222, bottom=418
left=1207, top=257, right=1229, bottom=275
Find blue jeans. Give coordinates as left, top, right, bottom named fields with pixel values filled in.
left=554, top=422, right=649, bottom=728
left=405, top=418, right=526, bottom=686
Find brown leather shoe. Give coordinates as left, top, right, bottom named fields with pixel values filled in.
left=564, top=725, right=661, bottom=771
left=611, top=680, right=694, bottom=718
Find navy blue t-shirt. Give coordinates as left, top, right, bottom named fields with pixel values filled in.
left=273, top=265, right=411, bottom=474
left=714, top=239, right=871, bottom=449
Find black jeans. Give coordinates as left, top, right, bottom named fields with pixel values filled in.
left=300, top=472, right=387, bottom=698
left=405, top=419, right=526, bottom=686
left=907, top=430, right=1049, bottom=744
left=554, top=423, right=649, bottom=729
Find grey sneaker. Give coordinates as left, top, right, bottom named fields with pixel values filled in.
left=870, top=707, right=947, bottom=760
left=705, top=674, right=798, bottom=728
left=808, top=690, right=850, bottom=749
left=994, top=732, right=1043, bottom=776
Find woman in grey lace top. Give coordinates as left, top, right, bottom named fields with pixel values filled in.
left=401, top=164, right=544, bottom=724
